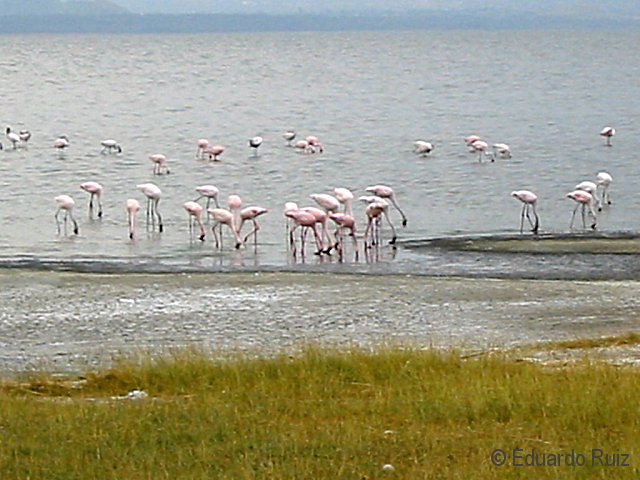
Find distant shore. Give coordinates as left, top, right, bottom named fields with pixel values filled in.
left=0, top=12, right=638, bottom=34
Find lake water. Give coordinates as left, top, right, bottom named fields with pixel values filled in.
left=0, top=30, right=639, bottom=371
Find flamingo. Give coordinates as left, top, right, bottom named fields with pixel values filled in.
left=249, top=136, right=263, bottom=155
left=567, top=190, right=597, bottom=230
left=238, top=206, right=268, bottom=245
left=137, top=183, right=163, bottom=232
left=80, top=181, right=104, bottom=218
left=464, top=135, right=482, bottom=146
left=204, top=145, right=225, bottom=161
left=282, top=130, right=296, bottom=146
left=284, top=209, right=324, bottom=256
left=305, top=135, right=324, bottom=153
left=5, top=126, right=21, bottom=149
left=413, top=140, right=433, bottom=156
left=596, top=171, right=613, bottom=208
left=183, top=201, right=206, bottom=241
left=334, top=187, right=354, bottom=216
left=207, top=208, right=242, bottom=249
left=54, top=135, right=70, bottom=150
left=194, top=185, right=220, bottom=210
left=283, top=201, right=299, bottom=243
left=364, top=201, right=397, bottom=248
left=469, top=139, right=490, bottom=162
left=575, top=181, right=601, bottom=211
left=600, top=126, right=615, bottom=146
left=293, top=139, right=317, bottom=154
left=54, top=195, right=79, bottom=235
left=300, top=206, right=335, bottom=253
left=329, top=212, right=359, bottom=260
left=19, top=129, right=31, bottom=143
left=310, top=193, right=340, bottom=214
left=196, top=138, right=209, bottom=158
left=125, top=198, right=140, bottom=239
left=227, top=194, right=243, bottom=228
left=365, top=184, right=407, bottom=227
left=492, top=143, right=512, bottom=159
left=510, top=190, right=539, bottom=234
left=149, top=154, right=170, bottom=175
left=100, top=139, right=122, bottom=154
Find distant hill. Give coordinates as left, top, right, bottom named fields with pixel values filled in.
left=0, top=0, right=129, bottom=15
left=0, top=10, right=637, bottom=33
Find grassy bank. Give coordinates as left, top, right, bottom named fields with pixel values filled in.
left=1, top=347, right=639, bottom=479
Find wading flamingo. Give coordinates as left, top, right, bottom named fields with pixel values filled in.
left=363, top=201, right=397, bottom=248
left=137, top=183, right=163, bottom=232
left=510, top=190, right=539, bottom=234
left=469, top=139, right=490, bottom=162
left=596, top=171, right=613, bottom=208
left=183, top=201, right=206, bottom=241
left=329, top=212, right=359, bottom=260
left=365, top=184, right=407, bottom=226
left=238, top=206, right=268, bottom=245
left=300, top=206, right=335, bottom=254
left=282, top=130, right=296, bottom=145
left=149, top=154, right=170, bottom=175
left=19, top=129, right=31, bottom=143
left=413, top=140, right=433, bottom=156
left=464, top=135, right=482, bottom=146
left=492, top=143, right=512, bottom=159
left=284, top=209, right=324, bottom=257
left=567, top=190, right=597, bottom=230
left=125, top=198, right=140, bottom=239
left=100, top=139, right=122, bottom=154
left=207, top=208, right=242, bottom=249
left=196, top=138, right=209, bottom=158
left=249, top=136, right=263, bottom=155
left=194, top=185, right=220, bottom=210
left=334, top=187, right=354, bottom=216
left=310, top=193, right=340, bottom=214
left=5, top=126, right=20, bottom=149
left=575, top=181, right=601, bottom=211
left=80, top=181, right=104, bottom=218
left=54, top=135, right=70, bottom=151
left=600, top=127, right=615, bottom=146
left=55, top=195, right=79, bottom=235
left=204, top=145, right=225, bottom=161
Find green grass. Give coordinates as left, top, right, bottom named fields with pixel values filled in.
left=1, top=347, right=639, bottom=479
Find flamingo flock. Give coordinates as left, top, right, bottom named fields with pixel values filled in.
left=12, top=123, right=616, bottom=259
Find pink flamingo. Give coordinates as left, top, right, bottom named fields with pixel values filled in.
left=125, top=198, right=140, bottom=239
left=596, top=171, right=613, bottom=207
left=80, top=181, right=104, bottom=218
left=204, top=145, right=225, bottom=161
left=469, top=139, right=490, bottom=162
left=300, top=206, right=335, bottom=253
left=238, top=206, right=268, bottom=245
left=333, top=187, right=354, bottom=216
left=283, top=201, right=299, bottom=243
left=363, top=201, right=397, bottom=248
left=310, top=193, right=340, bottom=214
left=510, top=190, right=539, bottom=234
left=282, top=130, right=296, bottom=145
left=305, top=135, right=324, bottom=153
left=600, top=126, right=615, bottom=146
left=194, top=185, right=220, bottom=210
left=149, top=154, right=170, bottom=175
left=53, top=135, right=70, bottom=154
left=196, top=138, right=209, bottom=158
left=207, top=208, right=242, bottom=249
left=329, top=212, right=359, bottom=260
left=227, top=194, right=243, bottom=228
left=413, top=140, right=433, bottom=156
left=293, top=139, right=315, bottom=154
left=54, top=195, right=79, bottom=235
left=100, top=139, right=122, bottom=154
left=365, top=184, right=407, bottom=226
left=137, top=183, right=163, bottom=232
left=492, top=143, right=512, bottom=159
left=284, top=209, right=324, bottom=256
left=575, top=181, right=601, bottom=211
left=249, top=136, right=263, bottom=155
left=464, top=135, right=482, bottom=146
left=183, top=201, right=206, bottom=241
left=567, top=190, right=597, bottom=230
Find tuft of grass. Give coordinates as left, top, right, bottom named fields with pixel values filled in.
left=1, top=347, right=639, bottom=479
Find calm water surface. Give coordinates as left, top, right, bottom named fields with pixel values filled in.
left=0, top=31, right=639, bottom=370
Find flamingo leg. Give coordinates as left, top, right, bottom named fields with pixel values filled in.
left=154, top=199, right=163, bottom=233
left=569, top=204, right=580, bottom=230
left=96, top=194, right=103, bottom=218
left=383, top=211, right=398, bottom=245
left=519, top=204, right=526, bottom=233
left=55, top=208, right=62, bottom=234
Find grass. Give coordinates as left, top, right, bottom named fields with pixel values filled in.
left=1, top=346, right=639, bottom=479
